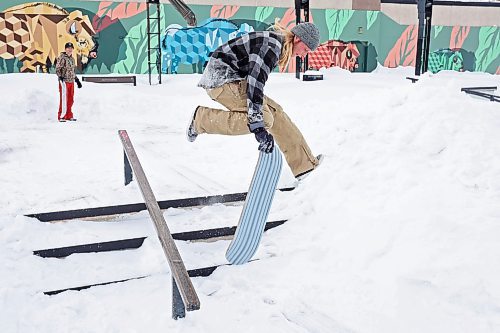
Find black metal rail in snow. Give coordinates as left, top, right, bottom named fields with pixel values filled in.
left=44, top=260, right=262, bottom=296
left=26, top=190, right=294, bottom=223
left=33, top=220, right=287, bottom=258
left=461, top=87, right=499, bottom=102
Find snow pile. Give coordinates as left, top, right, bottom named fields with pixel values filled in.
left=0, top=68, right=499, bottom=332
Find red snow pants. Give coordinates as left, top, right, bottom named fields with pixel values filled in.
left=58, top=81, right=75, bottom=120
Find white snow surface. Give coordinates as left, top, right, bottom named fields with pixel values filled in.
left=1, top=67, right=499, bottom=332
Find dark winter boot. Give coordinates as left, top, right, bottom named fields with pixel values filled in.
left=186, top=107, right=199, bottom=142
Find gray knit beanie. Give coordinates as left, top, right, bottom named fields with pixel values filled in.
left=291, top=22, right=320, bottom=51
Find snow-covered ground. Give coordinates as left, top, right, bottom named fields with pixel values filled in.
left=0, top=67, right=499, bottom=332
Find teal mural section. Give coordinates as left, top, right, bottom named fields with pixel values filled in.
left=0, top=1, right=498, bottom=75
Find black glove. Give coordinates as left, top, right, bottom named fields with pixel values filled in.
left=75, top=77, right=82, bottom=89
left=251, top=127, right=274, bottom=153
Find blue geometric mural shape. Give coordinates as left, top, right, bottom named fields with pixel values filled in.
left=161, top=18, right=254, bottom=74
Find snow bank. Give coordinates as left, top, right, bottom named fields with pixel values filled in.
left=1, top=68, right=499, bottom=332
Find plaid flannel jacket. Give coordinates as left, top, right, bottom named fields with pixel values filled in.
left=198, top=31, right=283, bottom=131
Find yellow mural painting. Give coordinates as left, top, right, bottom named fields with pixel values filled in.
left=0, top=2, right=98, bottom=72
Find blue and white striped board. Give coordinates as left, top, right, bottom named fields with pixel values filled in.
left=226, top=147, right=283, bottom=265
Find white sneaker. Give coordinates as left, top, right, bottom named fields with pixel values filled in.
left=296, top=154, right=324, bottom=181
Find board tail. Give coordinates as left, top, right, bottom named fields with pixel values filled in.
left=226, top=147, right=283, bottom=265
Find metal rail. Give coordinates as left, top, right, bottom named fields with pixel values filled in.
left=82, top=76, right=136, bottom=86
left=461, top=86, right=499, bottom=102
left=33, top=220, right=287, bottom=258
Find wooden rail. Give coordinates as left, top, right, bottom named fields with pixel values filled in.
left=118, top=130, right=199, bottom=319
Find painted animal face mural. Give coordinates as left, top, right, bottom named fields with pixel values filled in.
left=308, top=40, right=360, bottom=72
left=0, top=2, right=98, bottom=73
left=161, top=18, right=254, bottom=74
left=428, top=48, right=464, bottom=73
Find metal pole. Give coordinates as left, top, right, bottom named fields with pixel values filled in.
left=415, top=0, right=433, bottom=75
left=124, top=150, right=133, bottom=186
left=157, top=2, right=162, bottom=84
left=303, top=0, right=309, bottom=71
left=295, top=0, right=302, bottom=79
left=172, top=278, right=186, bottom=319
left=295, top=0, right=310, bottom=78
left=147, top=3, right=152, bottom=85
left=415, top=0, right=425, bottom=76
left=422, top=0, right=433, bottom=73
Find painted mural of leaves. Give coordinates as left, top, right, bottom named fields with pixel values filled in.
left=366, top=11, right=378, bottom=30
left=97, top=2, right=147, bottom=21
left=112, top=17, right=160, bottom=74
left=255, top=6, right=274, bottom=23
left=450, top=26, right=470, bottom=49
left=279, top=8, right=314, bottom=31
left=434, top=26, right=444, bottom=38
left=384, top=25, right=418, bottom=67
left=93, top=1, right=147, bottom=33
left=474, top=27, right=500, bottom=72
left=0, top=58, right=9, bottom=74
left=210, top=5, right=240, bottom=19
left=280, top=8, right=297, bottom=30
left=325, top=9, right=354, bottom=40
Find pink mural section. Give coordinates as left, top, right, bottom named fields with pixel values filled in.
left=92, top=1, right=147, bottom=33
left=384, top=25, right=418, bottom=67
left=450, top=26, right=470, bottom=49
left=279, top=7, right=314, bottom=31
left=210, top=5, right=240, bottom=19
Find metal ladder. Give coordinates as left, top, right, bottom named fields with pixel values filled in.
left=146, top=0, right=162, bottom=85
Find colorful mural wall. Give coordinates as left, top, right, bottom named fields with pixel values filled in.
left=0, top=2, right=98, bottom=73
left=0, top=1, right=498, bottom=75
left=161, top=18, right=254, bottom=74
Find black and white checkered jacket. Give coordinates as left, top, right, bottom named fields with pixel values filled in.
left=198, top=31, right=283, bottom=131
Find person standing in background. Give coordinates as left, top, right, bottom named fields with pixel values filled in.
left=55, top=42, right=82, bottom=122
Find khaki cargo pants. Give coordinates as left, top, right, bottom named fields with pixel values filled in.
left=194, top=80, right=319, bottom=177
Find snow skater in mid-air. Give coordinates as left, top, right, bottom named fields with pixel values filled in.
left=186, top=21, right=323, bottom=180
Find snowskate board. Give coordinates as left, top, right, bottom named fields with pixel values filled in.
left=225, top=147, right=283, bottom=265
